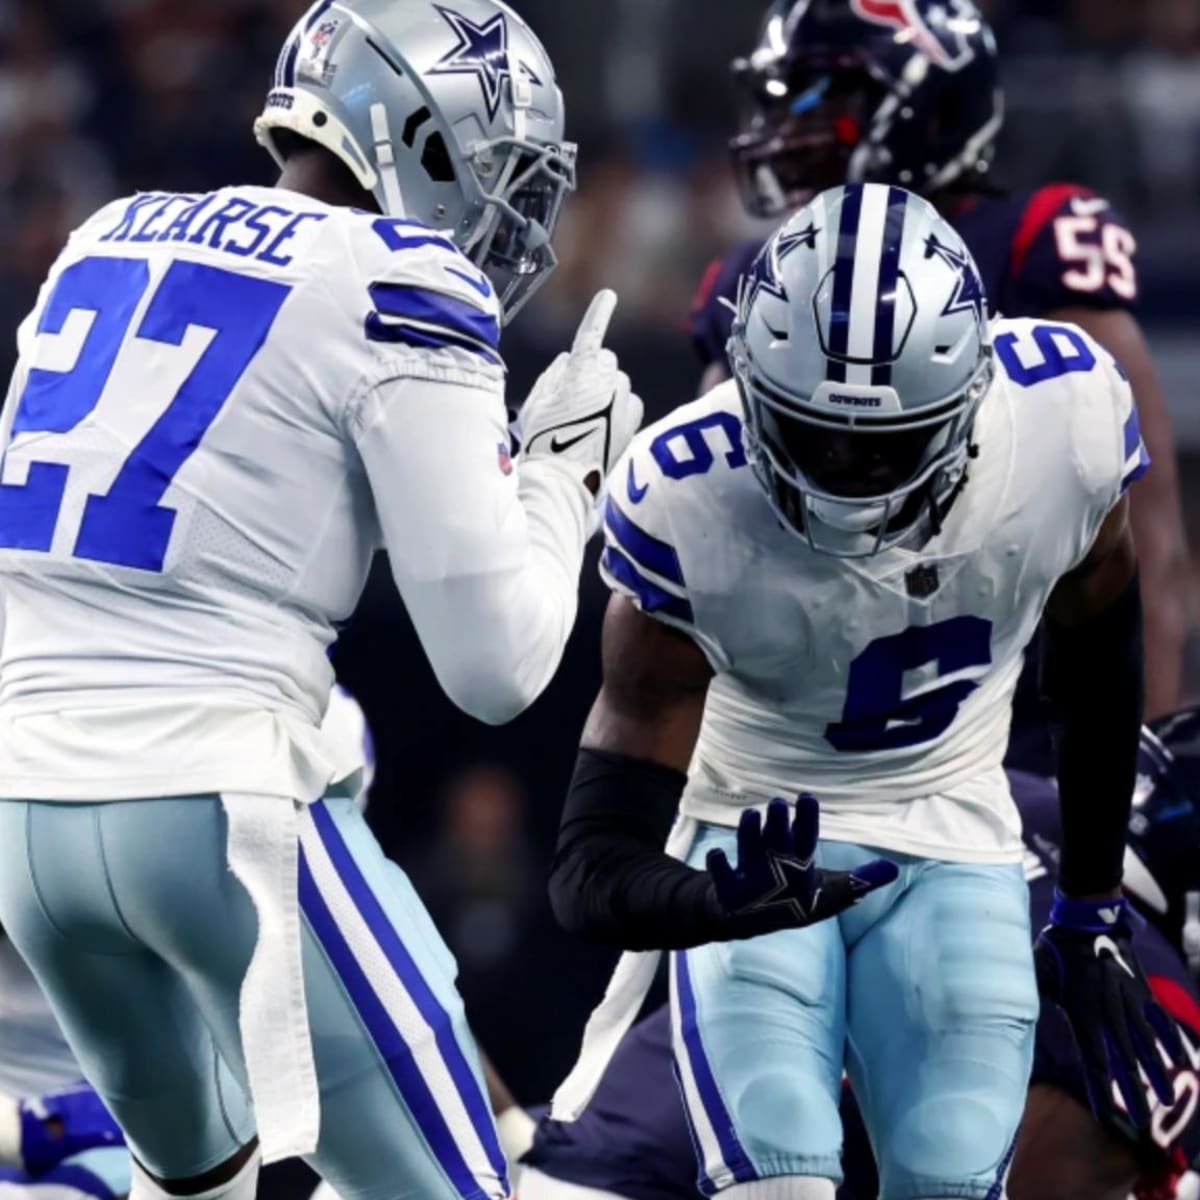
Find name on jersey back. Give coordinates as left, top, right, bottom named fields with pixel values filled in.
left=98, top=192, right=326, bottom=267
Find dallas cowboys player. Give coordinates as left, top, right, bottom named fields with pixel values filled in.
left=524, top=715, right=1200, bottom=1200
left=548, top=185, right=1183, bottom=1200
left=0, top=3, right=641, bottom=1200
left=690, top=0, right=1188, bottom=726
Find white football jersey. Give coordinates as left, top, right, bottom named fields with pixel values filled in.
left=0, top=186, right=514, bottom=801
left=601, top=319, right=1147, bottom=862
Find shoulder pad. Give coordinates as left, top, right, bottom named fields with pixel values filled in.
left=1008, top=184, right=1139, bottom=314
left=687, top=240, right=762, bottom=368
left=599, top=385, right=748, bottom=664
left=344, top=212, right=502, bottom=368
left=994, top=316, right=1146, bottom=510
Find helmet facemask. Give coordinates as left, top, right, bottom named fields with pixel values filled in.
left=732, top=340, right=992, bottom=557
left=460, top=136, right=576, bottom=321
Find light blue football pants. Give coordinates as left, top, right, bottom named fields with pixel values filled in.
left=0, top=797, right=508, bottom=1200
left=672, top=825, right=1039, bottom=1200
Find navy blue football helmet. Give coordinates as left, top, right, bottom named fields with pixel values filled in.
left=730, top=0, right=1003, bottom=218
left=1125, top=707, right=1200, bottom=981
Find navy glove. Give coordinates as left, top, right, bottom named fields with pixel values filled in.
left=706, top=795, right=898, bottom=939
left=1035, top=891, right=1187, bottom=1135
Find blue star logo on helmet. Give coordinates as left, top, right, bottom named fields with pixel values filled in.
left=742, top=223, right=820, bottom=314
left=924, top=231, right=987, bottom=326
left=429, top=6, right=543, bottom=124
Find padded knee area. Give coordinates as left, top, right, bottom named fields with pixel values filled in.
left=726, top=1068, right=839, bottom=1164
left=879, top=1093, right=1012, bottom=1193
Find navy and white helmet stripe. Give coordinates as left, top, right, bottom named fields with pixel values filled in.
left=274, top=0, right=335, bottom=88
left=823, top=184, right=912, bottom=385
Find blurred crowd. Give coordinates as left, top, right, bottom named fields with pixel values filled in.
left=2, top=0, right=1200, bottom=1102
left=1, top=0, right=1199, bottom=352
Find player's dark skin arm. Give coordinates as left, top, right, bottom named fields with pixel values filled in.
left=1052, top=307, right=1187, bottom=718
left=580, top=597, right=714, bottom=770
left=1008, top=1085, right=1138, bottom=1200
left=1044, top=495, right=1140, bottom=900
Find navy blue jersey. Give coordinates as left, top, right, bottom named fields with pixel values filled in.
left=687, top=184, right=1139, bottom=372
left=526, top=772, right=1200, bottom=1198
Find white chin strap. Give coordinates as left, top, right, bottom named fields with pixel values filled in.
left=369, top=102, right=406, bottom=216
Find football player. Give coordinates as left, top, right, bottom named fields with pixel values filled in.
left=524, top=714, right=1200, bottom=1200
left=0, top=688, right=377, bottom=1200
left=0, top=3, right=641, bottom=1200
left=547, top=187, right=1184, bottom=1200
left=689, top=0, right=1187, bottom=725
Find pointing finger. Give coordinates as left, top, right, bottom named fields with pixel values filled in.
left=571, top=288, right=618, bottom=355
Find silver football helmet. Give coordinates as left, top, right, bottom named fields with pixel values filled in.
left=727, top=182, right=994, bottom=557
left=255, top=0, right=575, bottom=321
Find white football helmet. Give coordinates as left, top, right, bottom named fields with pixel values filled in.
left=255, top=0, right=575, bottom=321
left=727, top=182, right=994, bottom=556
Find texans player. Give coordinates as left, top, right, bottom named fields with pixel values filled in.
left=689, top=0, right=1187, bottom=729
left=524, top=713, right=1200, bottom=1200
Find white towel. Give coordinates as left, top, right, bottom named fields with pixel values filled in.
left=551, top=816, right=697, bottom=1121
left=222, top=793, right=320, bottom=1162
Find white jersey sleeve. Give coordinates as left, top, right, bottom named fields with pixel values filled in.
left=338, top=216, right=592, bottom=725
left=1064, top=333, right=1148, bottom=554
left=598, top=388, right=748, bottom=671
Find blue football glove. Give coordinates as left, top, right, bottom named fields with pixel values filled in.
left=1034, top=892, right=1187, bottom=1135
left=706, top=795, right=898, bottom=938
left=19, top=1085, right=124, bottom=1176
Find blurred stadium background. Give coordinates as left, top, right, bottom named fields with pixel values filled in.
left=2, top=0, right=1199, bottom=1115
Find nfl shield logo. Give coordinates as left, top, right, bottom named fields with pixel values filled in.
left=311, top=19, right=339, bottom=49
left=906, top=564, right=940, bottom=598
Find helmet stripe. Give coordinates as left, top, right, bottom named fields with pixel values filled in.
left=844, top=182, right=891, bottom=384
left=826, top=183, right=864, bottom=383
left=870, top=186, right=910, bottom=386
left=304, top=0, right=335, bottom=29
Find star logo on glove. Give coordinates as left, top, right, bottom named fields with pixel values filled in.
left=742, top=851, right=818, bottom=923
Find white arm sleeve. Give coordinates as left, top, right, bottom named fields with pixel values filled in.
left=352, top=373, right=591, bottom=725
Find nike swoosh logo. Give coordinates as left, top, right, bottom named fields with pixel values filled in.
left=627, top=460, right=649, bottom=504
left=445, top=266, right=492, bottom=298
left=1070, top=196, right=1111, bottom=218
left=550, top=428, right=594, bottom=453
left=1095, top=934, right=1136, bottom=979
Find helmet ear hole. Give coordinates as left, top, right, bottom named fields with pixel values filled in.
left=421, top=133, right=456, bottom=184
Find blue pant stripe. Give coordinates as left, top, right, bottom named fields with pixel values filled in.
left=307, top=802, right=510, bottom=1191
left=298, top=849, right=490, bottom=1200
left=671, top=1058, right=720, bottom=1196
left=984, top=1133, right=1018, bottom=1200
left=674, top=951, right=758, bottom=1185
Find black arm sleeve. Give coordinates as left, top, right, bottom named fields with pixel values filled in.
left=548, top=748, right=725, bottom=950
left=1043, top=571, right=1144, bottom=895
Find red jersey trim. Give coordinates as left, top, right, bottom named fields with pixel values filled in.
left=1009, top=182, right=1092, bottom=281
left=1149, top=972, right=1200, bottom=1036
